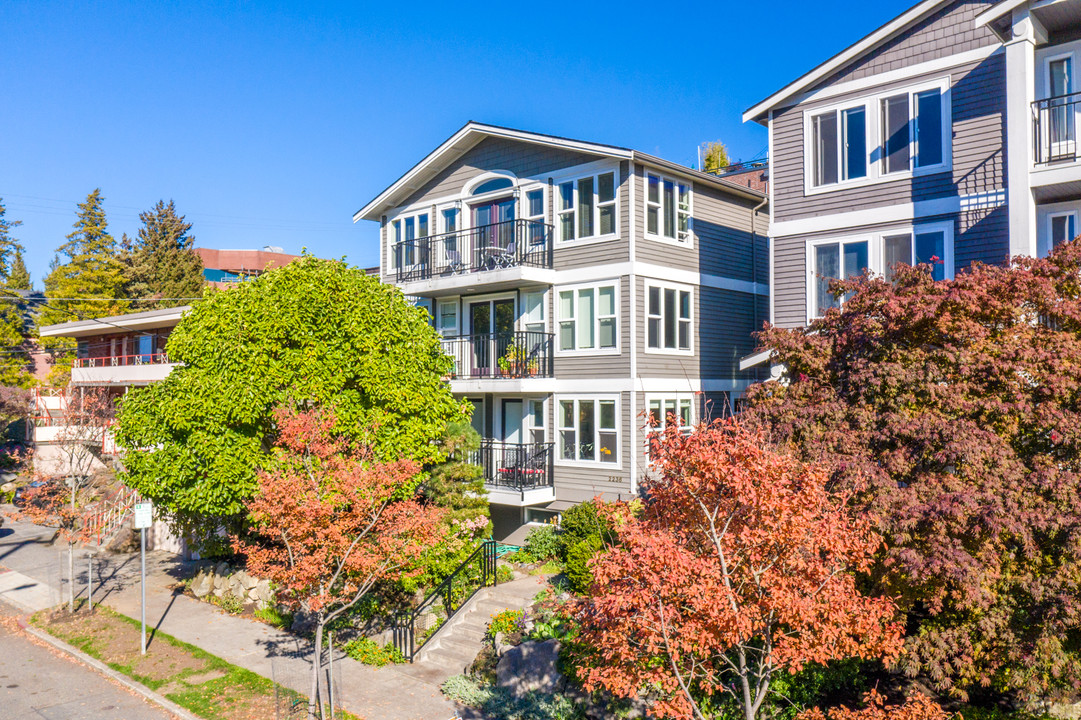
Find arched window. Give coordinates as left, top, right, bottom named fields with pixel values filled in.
left=471, top=177, right=514, bottom=195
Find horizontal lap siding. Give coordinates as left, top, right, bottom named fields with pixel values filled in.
left=401, top=137, right=605, bottom=207
left=956, top=204, right=1009, bottom=268
left=773, top=235, right=807, bottom=328
left=697, top=286, right=761, bottom=380
left=694, top=183, right=767, bottom=284
left=774, top=54, right=1005, bottom=222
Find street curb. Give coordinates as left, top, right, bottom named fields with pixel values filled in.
left=16, top=615, right=202, bottom=720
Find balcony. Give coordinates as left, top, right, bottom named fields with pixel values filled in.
left=441, top=331, right=554, bottom=382
left=1034, top=92, right=1081, bottom=166
left=474, top=440, right=555, bottom=505
left=71, top=352, right=177, bottom=386
left=392, top=219, right=553, bottom=292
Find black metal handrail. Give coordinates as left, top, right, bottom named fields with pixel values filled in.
left=441, top=330, right=554, bottom=379
left=475, top=440, right=554, bottom=492
left=392, top=539, right=497, bottom=662
left=1033, top=91, right=1081, bottom=165
left=393, top=219, right=553, bottom=282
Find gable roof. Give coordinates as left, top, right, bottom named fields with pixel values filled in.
left=353, top=122, right=764, bottom=222
left=742, top=0, right=954, bottom=124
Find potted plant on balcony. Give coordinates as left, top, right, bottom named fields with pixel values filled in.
left=497, top=342, right=539, bottom=377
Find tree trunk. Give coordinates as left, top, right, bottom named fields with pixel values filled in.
left=68, top=542, right=75, bottom=612
left=309, top=619, right=324, bottom=720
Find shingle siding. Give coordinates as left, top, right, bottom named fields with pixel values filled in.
left=810, top=0, right=1000, bottom=90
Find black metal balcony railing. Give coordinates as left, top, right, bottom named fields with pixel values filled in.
left=393, top=219, right=553, bottom=282
left=441, top=330, right=554, bottom=379
left=1033, top=92, right=1081, bottom=165
left=474, top=440, right=554, bottom=492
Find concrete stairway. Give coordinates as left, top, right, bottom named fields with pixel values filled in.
left=396, top=574, right=549, bottom=686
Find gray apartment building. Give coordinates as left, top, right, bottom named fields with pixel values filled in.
left=743, top=0, right=1080, bottom=330
left=355, top=122, right=768, bottom=541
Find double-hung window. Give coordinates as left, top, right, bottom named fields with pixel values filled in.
left=437, top=301, right=458, bottom=338
left=811, top=105, right=867, bottom=187
left=557, top=171, right=618, bottom=242
left=647, top=397, right=693, bottom=431
left=522, top=291, right=545, bottom=334
left=882, top=229, right=947, bottom=281
left=557, top=282, right=618, bottom=352
left=646, top=283, right=692, bottom=353
left=881, top=88, right=944, bottom=174
left=524, top=188, right=546, bottom=246
left=813, top=239, right=869, bottom=316
left=558, top=397, right=618, bottom=464
left=646, top=174, right=691, bottom=242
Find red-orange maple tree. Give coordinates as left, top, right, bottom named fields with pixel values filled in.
left=234, top=405, right=447, bottom=719
left=798, top=690, right=949, bottom=720
left=574, top=420, right=903, bottom=720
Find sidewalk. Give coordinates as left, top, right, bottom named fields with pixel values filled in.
left=0, top=517, right=461, bottom=720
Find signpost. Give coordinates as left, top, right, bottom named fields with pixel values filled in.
left=133, top=501, right=153, bottom=655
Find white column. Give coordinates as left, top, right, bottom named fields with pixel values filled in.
left=1005, top=8, right=1046, bottom=258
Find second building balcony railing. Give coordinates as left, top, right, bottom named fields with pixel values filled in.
left=1034, top=92, right=1081, bottom=165
left=441, top=331, right=554, bottom=380
left=474, top=440, right=554, bottom=493
left=393, top=219, right=553, bottom=282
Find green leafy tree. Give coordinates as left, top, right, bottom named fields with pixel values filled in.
left=0, top=197, right=27, bottom=283
left=121, top=200, right=205, bottom=309
left=116, top=256, right=465, bottom=544
left=7, top=250, right=30, bottom=290
left=701, top=141, right=730, bottom=173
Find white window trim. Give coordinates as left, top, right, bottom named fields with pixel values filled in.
left=520, top=289, right=548, bottom=334
left=643, top=172, right=694, bottom=246
left=802, top=76, right=953, bottom=197
left=527, top=397, right=548, bottom=444
left=554, top=170, right=620, bottom=246
left=554, top=394, right=622, bottom=469
left=436, top=299, right=459, bottom=337
left=643, top=280, right=694, bottom=356
left=1044, top=51, right=1075, bottom=99
left=388, top=210, right=432, bottom=270
left=554, top=279, right=621, bottom=357
left=644, top=393, right=696, bottom=432
left=804, top=220, right=954, bottom=323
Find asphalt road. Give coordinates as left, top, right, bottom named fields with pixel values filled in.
left=0, top=606, right=175, bottom=720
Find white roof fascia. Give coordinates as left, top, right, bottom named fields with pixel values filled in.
left=38, top=306, right=190, bottom=338
left=742, top=0, right=951, bottom=124
left=973, top=0, right=1028, bottom=28
left=352, top=123, right=633, bottom=223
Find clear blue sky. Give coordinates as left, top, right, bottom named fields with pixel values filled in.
left=1, top=0, right=913, bottom=288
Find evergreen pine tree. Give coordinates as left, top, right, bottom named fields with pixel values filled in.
left=121, top=200, right=204, bottom=309
left=7, top=250, right=30, bottom=290
left=424, top=420, right=490, bottom=527
left=41, top=188, right=126, bottom=326
left=0, top=200, right=33, bottom=386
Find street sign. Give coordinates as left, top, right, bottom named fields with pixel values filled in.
left=133, top=502, right=153, bottom=529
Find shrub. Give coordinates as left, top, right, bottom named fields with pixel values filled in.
left=522, top=524, right=560, bottom=563
left=440, top=673, right=586, bottom=720
left=487, top=609, right=525, bottom=640
left=557, top=500, right=610, bottom=557
left=496, top=564, right=514, bottom=583
left=342, top=637, right=405, bottom=667
left=563, top=535, right=603, bottom=594
left=253, top=604, right=293, bottom=630
left=209, top=593, right=244, bottom=615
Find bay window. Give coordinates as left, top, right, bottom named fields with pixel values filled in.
left=558, top=397, right=618, bottom=464
left=646, top=283, right=692, bottom=352
left=557, top=282, right=618, bottom=352
left=646, top=173, right=691, bottom=242
left=557, top=171, right=618, bottom=242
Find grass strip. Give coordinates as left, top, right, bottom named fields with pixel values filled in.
left=32, top=604, right=360, bottom=720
